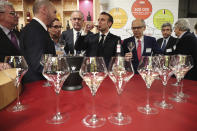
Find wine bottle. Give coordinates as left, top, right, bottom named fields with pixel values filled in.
left=87, top=11, right=91, bottom=21
left=116, top=40, right=121, bottom=56
left=66, top=20, right=70, bottom=30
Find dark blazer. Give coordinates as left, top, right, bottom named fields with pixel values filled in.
left=60, top=29, right=93, bottom=54
left=0, top=28, right=21, bottom=62
left=174, top=31, right=197, bottom=81
left=75, top=32, right=122, bottom=67
left=20, top=19, right=56, bottom=83
left=123, top=35, right=162, bottom=73
left=157, top=36, right=177, bottom=55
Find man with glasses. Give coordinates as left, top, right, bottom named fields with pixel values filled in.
left=48, top=18, right=65, bottom=55
left=20, top=0, right=56, bottom=83
left=157, top=22, right=177, bottom=54
left=60, top=11, right=92, bottom=55
left=123, top=19, right=161, bottom=73
left=0, top=1, right=20, bottom=62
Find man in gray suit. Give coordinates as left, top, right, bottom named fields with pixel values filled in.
left=60, top=11, right=92, bottom=55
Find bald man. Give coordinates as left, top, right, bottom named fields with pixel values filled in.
left=123, top=19, right=161, bottom=73
left=20, top=0, right=57, bottom=83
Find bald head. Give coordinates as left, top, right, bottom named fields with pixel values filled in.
left=33, top=0, right=53, bottom=15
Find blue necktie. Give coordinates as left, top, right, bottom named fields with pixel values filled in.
left=161, top=39, right=166, bottom=51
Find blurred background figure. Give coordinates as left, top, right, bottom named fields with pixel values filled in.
left=0, top=1, right=20, bottom=62
left=123, top=19, right=161, bottom=73
left=193, top=22, right=197, bottom=38
left=48, top=18, right=65, bottom=55
left=173, top=19, right=197, bottom=81
left=60, top=11, right=92, bottom=55
left=20, top=0, right=56, bottom=83
left=157, top=22, right=177, bottom=55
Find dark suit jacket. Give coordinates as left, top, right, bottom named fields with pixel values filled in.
left=174, top=31, right=197, bottom=81
left=157, top=36, right=177, bottom=55
left=20, top=19, right=56, bottom=83
left=60, top=29, right=93, bottom=54
left=123, top=35, right=162, bottom=73
left=75, top=32, right=122, bottom=67
left=0, top=28, right=21, bottom=62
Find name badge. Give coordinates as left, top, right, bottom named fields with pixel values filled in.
left=173, top=45, right=176, bottom=50
left=146, top=48, right=151, bottom=53
left=166, top=48, right=172, bottom=53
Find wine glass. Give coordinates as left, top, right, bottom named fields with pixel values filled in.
left=169, top=55, right=193, bottom=102
left=154, top=55, right=174, bottom=109
left=42, top=56, right=70, bottom=124
left=108, top=56, right=134, bottom=125
left=79, top=57, right=107, bottom=128
left=3, top=56, right=28, bottom=112
left=127, top=42, right=135, bottom=52
left=40, top=54, right=53, bottom=87
left=137, top=56, right=159, bottom=114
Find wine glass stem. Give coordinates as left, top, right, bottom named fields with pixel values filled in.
left=91, top=95, right=96, bottom=115
left=146, top=87, right=150, bottom=107
left=55, top=92, right=60, bottom=115
left=162, top=84, right=166, bottom=102
left=15, top=77, right=21, bottom=106
left=117, top=94, right=122, bottom=113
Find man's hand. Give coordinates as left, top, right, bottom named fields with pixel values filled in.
left=0, top=63, right=11, bottom=71
left=84, top=21, right=94, bottom=33
left=125, top=52, right=133, bottom=61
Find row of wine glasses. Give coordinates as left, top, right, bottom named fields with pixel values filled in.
left=3, top=54, right=193, bottom=127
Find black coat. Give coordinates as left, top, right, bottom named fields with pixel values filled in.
left=0, top=28, right=21, bottom=62
left=60, top=29, right=93, bottom=54
left=20, top=19, right=56, bottom=83
left=157, top=36, right=177, bottom=55
left=75, top=32, right=122, bottom=67
left=174, top=31, right=197, bottom=81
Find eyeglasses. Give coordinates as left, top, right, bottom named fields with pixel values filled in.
left=51, top=25, right=63, bottom=29
left=71, top=18, right=83, bottom=21
left=132, top=26, right=144, bottom=30
left=9, top=11, right=18, bottom=16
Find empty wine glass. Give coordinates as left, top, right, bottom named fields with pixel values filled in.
left=154, top=55, right=174, bottom=109
left=3, top=56, right=28, bottom=112
left=137, top=56, right=159, bottom=114
left=127, top=42, right=135, bottom=52
left=108, top=56, right=134, bottom=125
left=169, top=55, right=193, bottom=103
left=42, top=56, right=70, bottom=124
left=79, top=57, right=107, bottom=128
left=40, top=54, right=53, bottom=87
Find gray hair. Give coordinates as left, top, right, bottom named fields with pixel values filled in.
left=174, top=19, right=190, bottom=31
left=0, top=1, right=13, bottom=13
left=161, top=22, right=172, bottom=30
left=33, top=0, right=53, bottom=15
left=70, top=10, right=84, bottom=20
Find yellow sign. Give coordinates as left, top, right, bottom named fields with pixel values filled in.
left=153, top=9, right=174, bottom=30
left=109, top=8, right=128, bottom=29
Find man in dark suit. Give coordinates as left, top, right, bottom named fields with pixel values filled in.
left=157, top=22, right=177, bottom=55
left=20, top=0, right=56, bottom=83
left=60, top=11, right=92, bottom=55
left=123, top=19, right=161, bottom=73
left=0, top=1, right=21, bottom=62
left=75, top=12, right=121, bottom=66
left=173, top=19, right=197, bottom=81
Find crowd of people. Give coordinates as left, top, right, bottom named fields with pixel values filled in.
left=0, top=0, right=197, bottom=83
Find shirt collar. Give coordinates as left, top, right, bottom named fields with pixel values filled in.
left=73, top=29, right=82, bottom=34
left=179, top=31, right=187, bottom=39
left=99, top=31, right=109, bottom=37
left=0, top=24, right=11, bottom=35
left=134, top=36, right=144, bottom=43
left=164, top=36, right=170, bottom=41
left=33, top=17, right=47, bottom=31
